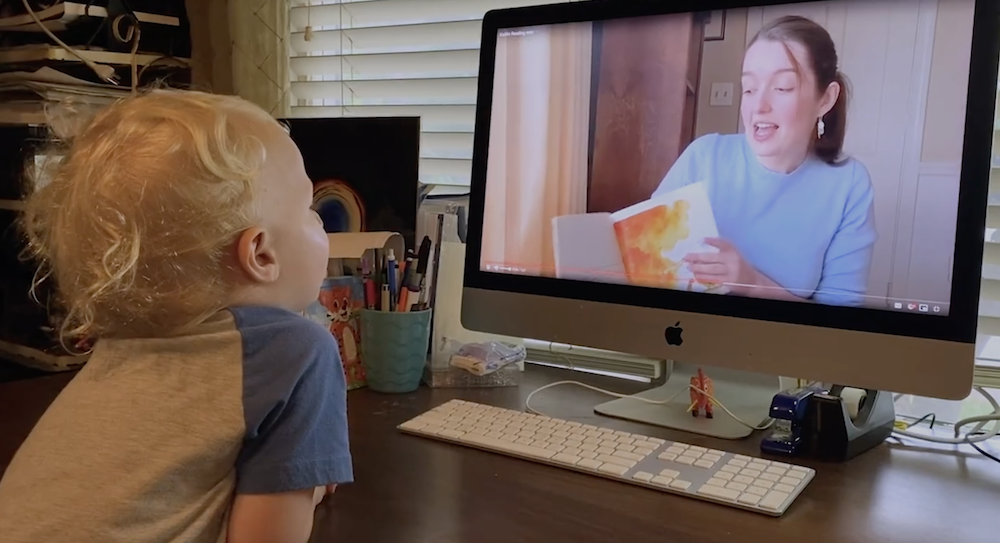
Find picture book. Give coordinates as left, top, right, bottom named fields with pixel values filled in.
left=552, top=182, right=727, bottom=293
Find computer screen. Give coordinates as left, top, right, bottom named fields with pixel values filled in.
left=481, top=0, right=977, bottom=316
left=463, top=0, right=998, bottom=399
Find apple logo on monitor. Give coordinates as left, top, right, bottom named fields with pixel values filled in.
left=664, top=322, right=684, bottom=346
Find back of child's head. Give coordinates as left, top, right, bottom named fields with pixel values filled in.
left=22, top=89, right=284, bottom=342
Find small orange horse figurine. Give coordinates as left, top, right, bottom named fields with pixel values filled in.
left=689, top=368, right=715, bottom=418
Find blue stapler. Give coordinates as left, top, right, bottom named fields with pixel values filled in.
left=760, top=386, right=825, bottom=456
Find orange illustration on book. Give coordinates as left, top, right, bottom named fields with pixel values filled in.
left=612, top=199, right=691, bottom=288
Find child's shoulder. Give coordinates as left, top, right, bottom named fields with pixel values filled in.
left=227, top=305, right=343, bottom=385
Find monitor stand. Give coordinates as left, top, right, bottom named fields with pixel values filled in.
left=594, top=362, right=780, bottom=440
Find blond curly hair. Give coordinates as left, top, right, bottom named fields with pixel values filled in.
left=21, top=90, right=284, bottom=343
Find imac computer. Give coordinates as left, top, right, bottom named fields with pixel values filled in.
left=460, top=0, right=1000, bottom=439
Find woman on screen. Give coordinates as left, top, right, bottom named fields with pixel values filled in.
left=653, top=15, right=877, bottom=307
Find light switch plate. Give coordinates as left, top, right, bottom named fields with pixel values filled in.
left=709, top=82, right=734, bottom=106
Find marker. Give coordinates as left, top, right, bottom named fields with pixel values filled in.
left=409, top=236, right=432, bottom=297
left=362, top=257, right=376, bottom=309
left=385, top=249, right=398, bottom=312
left=397, top=251, right=415, bottom=312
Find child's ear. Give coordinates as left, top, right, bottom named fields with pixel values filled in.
left=236, top=226, right=280, bottom=283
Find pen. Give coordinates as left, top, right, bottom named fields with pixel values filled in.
left=386, top=249, right=398, bottom=312
left=380, top=284, right=391, bottom=312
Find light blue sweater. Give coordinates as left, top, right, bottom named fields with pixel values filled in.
left=652, top=133, right=877, bottom=306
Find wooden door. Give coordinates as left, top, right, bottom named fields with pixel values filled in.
left=588, top=12, right=704, bottom=213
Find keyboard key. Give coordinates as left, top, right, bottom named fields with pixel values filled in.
left=738, top=493, right=761, bottom=506
left=728, top=459, right=748, bottom=468
left=780, top=477, right=801, bottom=486
left=669, top=480, right=692, bottom=490
left=760, top=491, right=790, bottom=511
left=760, top=473, right=780, bottom=482
left=790, top=466, right=810, bottom=474
left=695, top=460, right=716, bottom=469
left=616, top=444, right=636, bottom=453
left=634, top=447, right=655, bottom=456
left=632, top=471, right=654, bottom=482
left=562, top=447, right=582, bottom=457
left=553, top=452, right=583, bottom=464
left=617, top=436, right=635, bottom=445
left=726, top=482, right=748, bottom=492
left=651, top=476, right=673, bottom=487
left=698, top=485, right=740, bottom=501
left=766, top=467, right=787, bottom=476
left=657, top=452, right=677, bottom=461
left=740, top=469, right=762, bottom=478
left=706, top=478, right=728, bottom=487
left=601, top=440, right=620, bottom=449
left=719, top=465, right=740, bottom=474
left=458, top=433, right=557, bottom=459
left=596, top=446, right=616, bottom=455
left=708, top=449, right=726, bottom=456
left=747, top=486, right=768, bottom=496
left=577, top=458, right=602, bottom=470
left=747, top=462, right=769, bottom=472
left=734, top=475, right=755, bottom=485
left=774, top=483, right=796, bottom=493
left=752, top=480, right=774, bottom=490
left=546, top=444, right=566, bottom=453
left=689, top=446, right=708, bottom=453
left=659, top=469, right=681, bottom=478
left=596, top=454, right=636, bottom=468
left=648, top=437, right=667, bottom=445
left=597, top=463, right=630, bottom=476
left=702, top=453, right=723, bottom=463
left=676, top=456, right=696, bottom=465
left=785, top=471, right=806, bottom=480
left=613, top=450, right=645, bottom=462
left=399, top=420, right=428, bottom=431
left=715, top=472, right=734, bottom=481
left=771, top=462, right=791, bottom=469
left=734, top=454, right=752, bottom=461
left=578, top=450, right=598, bottom=460
left=665, top=446, right=686, bottom=455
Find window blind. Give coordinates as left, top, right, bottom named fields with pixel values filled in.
left=974, top=75, right=1000, bottom=388
left=288, top=0, right=572, bottom=188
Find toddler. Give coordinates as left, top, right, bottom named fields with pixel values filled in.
left=0, top=90, right=352, bottom=543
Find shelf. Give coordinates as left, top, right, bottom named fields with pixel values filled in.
left=0, top=45, right=190, bottom=67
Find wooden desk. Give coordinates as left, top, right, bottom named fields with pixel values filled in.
left=2, top=366, right=998, bottom=543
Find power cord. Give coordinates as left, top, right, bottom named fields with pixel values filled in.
left=969, top=432, right=1000, bottom=465
left=890, top=385, right=999, bottom=445
left=524, top=380, right=774, bottom=431
left=21, top=0, right=119, bottom=85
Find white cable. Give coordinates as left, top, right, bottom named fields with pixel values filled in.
left=21, top=0, right=118, bottom=84
left=524, top=380, right=774, bottom=431
left=891, top=385, right=1000, bottom=445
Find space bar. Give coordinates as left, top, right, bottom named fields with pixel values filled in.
left=458, top=433, right=557, bottom=459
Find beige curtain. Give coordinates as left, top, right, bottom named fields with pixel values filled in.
left=228, top=0, right=291, bottom=117
left=481, top=24, right=593, bottom=274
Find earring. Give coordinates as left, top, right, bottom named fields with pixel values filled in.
left=817, top=118, right=826, bottom=138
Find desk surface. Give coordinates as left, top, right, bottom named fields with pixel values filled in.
left=2, top=366, right=999, bottom=543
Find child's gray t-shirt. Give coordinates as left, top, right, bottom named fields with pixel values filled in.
left=0, top=306, right=353, bottom=542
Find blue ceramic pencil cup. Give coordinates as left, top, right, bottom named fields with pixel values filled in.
left=360, top=309, right=432, bottom=393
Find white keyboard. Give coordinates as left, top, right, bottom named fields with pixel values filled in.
left=398, top=399, right=815, bottom=516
